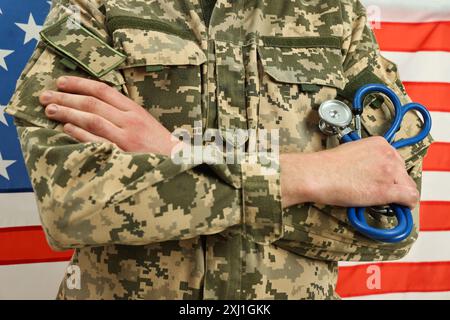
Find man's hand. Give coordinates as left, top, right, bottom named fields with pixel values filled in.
left=280, top=136, right=420, bottom=210
left=39, top=77, right=419, bottom=210
left=39, top=76, right=179, bottom=156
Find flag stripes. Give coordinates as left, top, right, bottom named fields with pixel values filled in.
left=381, top=51, right=450, bottom=83
left=421, top=171, right=450, bottom=201
left=404, top=82, right=450, bottom=113
left=0, top=261, right=67, bottom=300
left=423, top=142, right=450, bottom=171
left=429, top=113, right=450, bottom=143
left=361, top=0, right=450, bottom=23
left=0, top=0, right=449, bottom=300
left=0, top=226, right=73, bottom=266
left=337, top=261, right=450, bottom=297
left=420, top=202, right=450, bottom=231
left=337, top=1, right=450, bottom=300
left=375, top=22, right=450, bottom=52
left=0, top=192, right=40, bottom=228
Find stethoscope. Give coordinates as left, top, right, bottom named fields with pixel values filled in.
left=318, top=83, right=432, bottom=243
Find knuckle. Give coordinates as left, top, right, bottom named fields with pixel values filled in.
left=411, top=188, right=420, bottom=201
left=83, top=96, right=98, bottom=112
left=95, top=82, right=110, bottom=99
left=126, top=114, right=141, bottom=127
left=370, top=137, right=390, bottom=154
left=51, top=92, right=64, bottom=105
left=380, top=161, right=394, bottom=175
left=86, top=116, right=101, bottom=133
left=380, top=145, right=396, bottom=160
left=370, top=135, right=387, bottom=148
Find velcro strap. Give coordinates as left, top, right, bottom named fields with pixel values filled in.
left=39, top=15, right=126, bottom=78
left=338, top=67, right=385, bottom=101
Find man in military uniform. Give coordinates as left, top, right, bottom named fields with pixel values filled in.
left=5, top=0, right=432, bottom=299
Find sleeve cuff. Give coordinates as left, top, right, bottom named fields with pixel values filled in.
left=241, top=153, right=284, bottom=244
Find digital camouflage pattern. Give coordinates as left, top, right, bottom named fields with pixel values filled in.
left=5, top=0, right=433, bottom=299
left=39, top=15, right=126, bottom=78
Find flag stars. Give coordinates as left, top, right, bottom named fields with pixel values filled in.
left=15, top=13, right=43, bottom=45
left=0, top=49, right=14, bottom=71
left=0, top=152, right=16, bottom=180
left=0, top=105, right=9, bottom=126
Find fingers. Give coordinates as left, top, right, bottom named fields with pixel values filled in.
left=394, top=170, right=418, bottom=190
left=44, top=103, right=125, bottom=145
left=389, top=151, right=417, bottom=190
left=55, top=76, right=134, bottom=111
left=63, top=123, right=110, bottom=144
left=40, top=90, right=125, bottom=127
left=386, top=184, right=420, bottom=210
left=379, top=142, right=419, bottom=209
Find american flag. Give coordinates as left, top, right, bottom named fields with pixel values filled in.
left=0, top=0, right=449, bottom=299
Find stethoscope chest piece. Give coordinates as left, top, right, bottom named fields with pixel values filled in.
left=318, top=100, right=353, bottom=136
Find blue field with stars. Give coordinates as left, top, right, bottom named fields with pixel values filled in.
left=0, top=0, right=51, bottom=193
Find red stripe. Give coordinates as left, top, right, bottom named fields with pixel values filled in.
left=423, top=142, right=450, bottom=172
left=0, top=226, right=73, bottom=266
left=420, top=201, right=450, bottom=231
left=375, top=21, right=450, bottom=52
left=336, top=261, right=450, bottom=297
left=0, top=199, right=448, bottom=264
left=0, top=199, right=448, bottom=263
left=403, top=82, right=450, bottom=113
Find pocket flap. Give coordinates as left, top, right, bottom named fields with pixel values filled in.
left=257, top=36, right=347, bottom=90
left=39, top=15, right=126, bottom=78
left=112, top=28, right=207, bottom=68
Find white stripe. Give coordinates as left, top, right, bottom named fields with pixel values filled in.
left=0, top=192, right=40, bottom=228
left=344, top=291, right=450, bottom=300
left=430, top=112, right=450, bottom=143
left=0, top=261, right=67, bottom=299
left=421, top=171, right=450, bottom=201
left=381, top=51, right=450, bottom=84
left=361, top=0, right=450, bottom=22
left=339, top=231, right=450, bottom=266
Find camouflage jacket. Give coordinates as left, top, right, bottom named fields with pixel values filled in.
left=5, top=0, right=433, bottom=299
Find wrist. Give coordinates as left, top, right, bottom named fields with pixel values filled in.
left=280, top=153, right=316, bottom=208
left=280, top=150, right=339, bottom=208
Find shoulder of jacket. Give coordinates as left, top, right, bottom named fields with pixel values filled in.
left=337, top=0, right=368, bottom=20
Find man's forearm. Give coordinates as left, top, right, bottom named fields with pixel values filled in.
left=280, top=136, right=420, bottom=210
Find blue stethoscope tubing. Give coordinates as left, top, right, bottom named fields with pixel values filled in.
left=341, top=84, right=432, bottom=243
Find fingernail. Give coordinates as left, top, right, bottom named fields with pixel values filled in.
left=41, top=91, right=53, bottom=102
left=46, top=104, right=58, bottom=115
left=64, top=123, right=73, bottom=132
left=57, top=76, right=67, bottom=87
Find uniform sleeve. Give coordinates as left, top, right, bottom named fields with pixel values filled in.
left=273, top=1, right=433, bottom=262
left=5, top=0, right=247, bottom=250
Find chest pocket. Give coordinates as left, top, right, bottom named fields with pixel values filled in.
left=270, top=44, right=434, bottom=262
left=256, top=36, right=347, bottom=153
left=112, top=28, right=207, bottom=133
